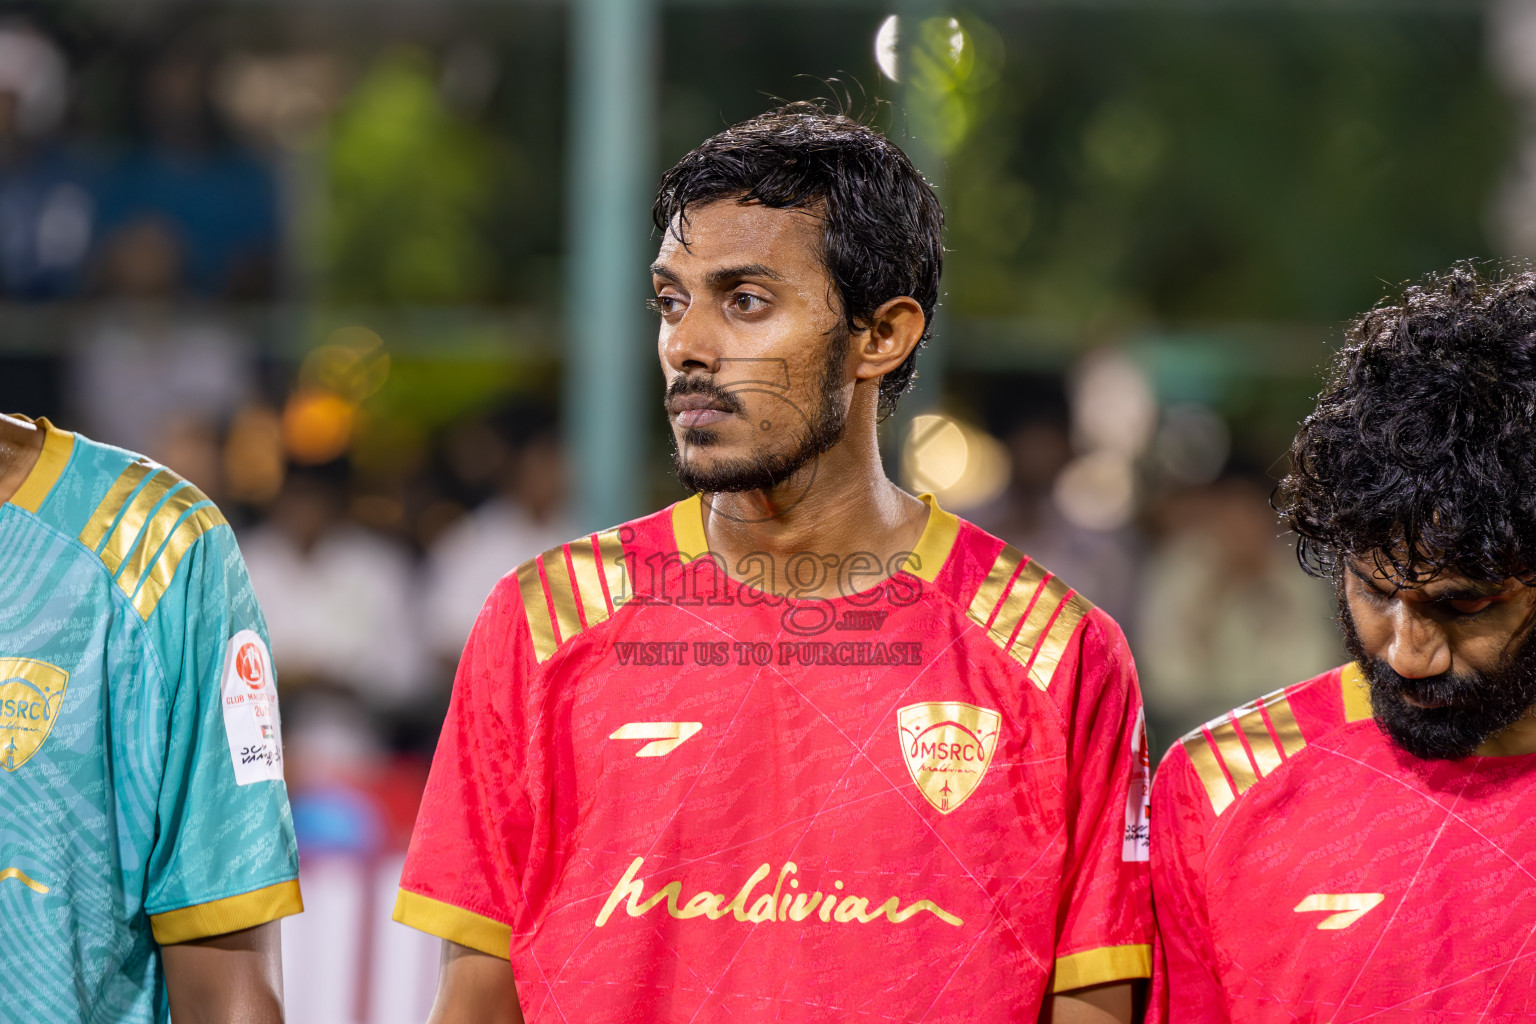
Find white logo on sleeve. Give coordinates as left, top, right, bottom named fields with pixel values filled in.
left=1123, top=707, right=1151, bottom=862
left=221, top=630, right=284, bottom=785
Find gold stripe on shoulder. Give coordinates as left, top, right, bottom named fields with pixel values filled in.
left=1181, top=687, right=1306, bottom=818
left=965, top=545, right=1023, bottom=632
left=1233, top=704, right=1282, bottom=777
left=114, top=480, right=215, bottom=605
left=987, top=559, right=1049, bottom=651
left=1181, top=729, right=1237, bottom=816
left=1207, top=717, right=1259, bottom=794
left=541, top=544, right=583, bottom=643
left=989, top=559, right=1095, bottom=692
left=1008, top=573, right=1069, bottom=669
left=595, top=528, right=626, bottom=607
left=516, top=558, right=558, bottom=662
left=1262, top=691, right=1307, bottom=759
left=568, top=535, right=611, bottom=629
left=128, top=504, right=228, bottom=619
left=595, top=526, right=630, bottom=608
left=519, top=534, right=630, bottom=663
left=97, top=469, right=182, bottom=575
left=9, top=419, right=75, bottom=514
left=1026, top=590, right=1093, bottom=691
left=1341, top=663, right=1373, bottom=723
left=78, top=459, right=154, bottom=552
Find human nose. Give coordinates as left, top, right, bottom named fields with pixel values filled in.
left=659, top=298, right=721, bottom=376
left=1382, top=605, right=1452, bottom=679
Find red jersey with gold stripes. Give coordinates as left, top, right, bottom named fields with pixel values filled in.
left=395, top=494, right=1151, bottom=1022
left=1150, top=663, right=1536, bottom=1023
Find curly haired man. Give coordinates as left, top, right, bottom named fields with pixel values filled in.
left=1150, top=263, right=1536, bottom=1021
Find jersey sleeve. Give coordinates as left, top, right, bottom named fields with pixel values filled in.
left=142, top=520, right=302, bottom=944
left=1048, top=608, right=1154, bottom=992
left=1147, top=741, right=1228, bottom=1023
left=393, top=574, right=541, bottom=959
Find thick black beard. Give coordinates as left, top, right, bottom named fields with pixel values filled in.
left=1338, top=596, right=1536, bottom=760
left=670, top=327, right=850, bottom=495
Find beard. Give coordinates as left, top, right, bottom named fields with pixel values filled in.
left=668, top=326, right=851, bottom=495
left=1338, top=595, right=1536, bottom=760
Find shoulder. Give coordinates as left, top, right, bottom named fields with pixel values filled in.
left=1155, top=664, right=1359, bottom=821
left=495, top=505, right=672, bottom=665
left=66, top=438, right=231, bottom=622
left=948, top=516, right=1113, bottom=694
left=14, top=423, right=232, bottom=618
left=12, top=420, right=130, bottom=531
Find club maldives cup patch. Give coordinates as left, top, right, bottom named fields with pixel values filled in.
left=220, top=630, right=283, bottom=785
left=897, top=702, right=1001, bottom=814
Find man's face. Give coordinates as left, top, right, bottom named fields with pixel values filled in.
left=651, top=199, right=852, bottom=496
left=1339, top=558, right=1536, bottom=759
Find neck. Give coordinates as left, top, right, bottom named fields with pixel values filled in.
left=1477, top=712, right=1536, bottom=757
left=0, top=414, right=45, bottom=506
left=698, top=411, right=929, bottom=600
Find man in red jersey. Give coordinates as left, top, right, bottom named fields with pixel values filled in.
left=393, top=103, right=1152, bottom=1023
left=1151, top=264, right=1536, bottom=1023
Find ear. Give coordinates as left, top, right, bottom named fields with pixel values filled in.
left=852, top=296, right=926, bottom=382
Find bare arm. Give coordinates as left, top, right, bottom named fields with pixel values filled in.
left=1040, top=981, right=1139, bottom=1024
left=161, top=920, right=285, bottom=1024
left=428, top=941, right=524, bottom=1024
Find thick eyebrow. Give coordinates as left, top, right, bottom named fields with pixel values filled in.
left=648, top=262, right=784, bottom=290
left=1346, top=560, right=1506, bottom=600
left=704, top=263, right=782, bottom=289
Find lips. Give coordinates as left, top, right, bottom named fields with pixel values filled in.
left=675, top=408, right=731, bottom=428
left=666, top=389, right=736, bottom=428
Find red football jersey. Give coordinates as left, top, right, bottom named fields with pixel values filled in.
left=1151, top=663, right=1536, bottom=1022
left=395, top=495, right=1151, bottom=1022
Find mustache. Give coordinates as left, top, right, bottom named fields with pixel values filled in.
left=665, top=375, right=743, bottom=415
left=1364, top=662, right=1482, bottom=707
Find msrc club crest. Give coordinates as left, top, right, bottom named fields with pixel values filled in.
left=0, top=657, right=70, bottom=772
left=897, top=702, right=1001, bottom=814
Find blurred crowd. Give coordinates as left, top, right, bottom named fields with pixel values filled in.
left=0, top=15, right=1352, bottom=1017
left=0, top=16, right=1346, bottom=855
left=0, top=24, right=278, bottom=303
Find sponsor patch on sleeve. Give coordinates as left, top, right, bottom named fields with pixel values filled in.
left=220, top=630, right=284, bottom=785
left=1123, top=707, right=1151, bottom=862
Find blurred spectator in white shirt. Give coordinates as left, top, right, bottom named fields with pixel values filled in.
left=423, top=426, right=576, bottom=664
left=242, top=465, right=429, bottom=707
left=69, top=218, right=252, bottom=482
left=1135, top=476, right=1343, bottom=745
left=972, top=417, right=1142, bottom=629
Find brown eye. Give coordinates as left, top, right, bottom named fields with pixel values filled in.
left=733, top=293, right=765, bottom=313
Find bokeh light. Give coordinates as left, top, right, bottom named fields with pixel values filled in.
left=902, top=413, right=1011, bottom=511
left=282, top=390, right=357, bottom=465
left=1054, top=450, right=1136, bottom=532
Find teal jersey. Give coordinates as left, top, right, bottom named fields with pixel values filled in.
left=0, top=419, right=301, bottom=1024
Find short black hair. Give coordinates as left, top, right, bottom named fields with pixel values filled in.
left=653, top=100, right=944, bottom=420
left=1277, top=262, right=1536, bottom=584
